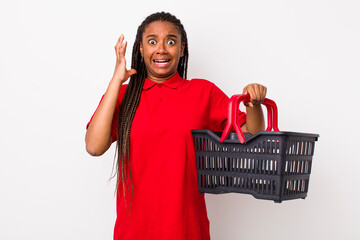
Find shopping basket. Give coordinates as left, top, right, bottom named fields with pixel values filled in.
left=191, top=94, right=319, bottom=203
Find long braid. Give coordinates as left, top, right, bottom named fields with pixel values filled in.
left=115, top=12, right=189, bottom=208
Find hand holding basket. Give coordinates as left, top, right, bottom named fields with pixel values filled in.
left=191, top=94, right=319, bottom=203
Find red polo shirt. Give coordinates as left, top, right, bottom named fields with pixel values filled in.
left=87, top=73, right=246, bottom=240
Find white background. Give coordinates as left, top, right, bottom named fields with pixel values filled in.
left=1, top=0, right=359, bottom=239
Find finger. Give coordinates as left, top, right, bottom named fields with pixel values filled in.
left=250, top=86, right=258, bottom=107
left=242, top=85, right=253, bottom=107
left=121, top=40, right=128, bottom=56
left=252, top=84, right=266, bottom=105
left=115, top=35, right=124, bottom=50
left=247, top=85, right=256, bottom=102
left=253, top=84, right=261, bottom=103
left=118, top=34, right=124, bottom=45
left=242, top=85, right=247, bottom=94
left=117, top=37, right=127, bottom=58
left=115, top=35, right=125, bottom=58
left=243, top=84, right=253, bottom=95
left=256, top=85, right=266, bottom=102
left=262, top=86, right=267, bottom=100
left=250, top=84, right=257, bottom=102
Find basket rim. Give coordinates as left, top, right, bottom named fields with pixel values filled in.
left=191, top=129, right=319, bottom=144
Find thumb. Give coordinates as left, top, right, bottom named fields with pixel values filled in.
left=128, top=69, right=137, bottom=77
left=242, top=88, right=253, bottom=107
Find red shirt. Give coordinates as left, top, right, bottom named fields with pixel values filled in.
left=87, top=73, right=246, bottom=240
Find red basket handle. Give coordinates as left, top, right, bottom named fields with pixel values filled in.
left=220, top=94, right=279, bottom=143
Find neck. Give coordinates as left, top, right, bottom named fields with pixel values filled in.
left=147, top=72, right=177, bottom=83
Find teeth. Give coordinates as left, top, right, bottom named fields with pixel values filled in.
left=154, top=60, right=169, bottom=63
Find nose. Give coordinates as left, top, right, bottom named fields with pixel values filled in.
left=156, top=41, right=167, bottom=54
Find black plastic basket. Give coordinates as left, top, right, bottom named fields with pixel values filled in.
left=191, top=95, right=319, bottom=203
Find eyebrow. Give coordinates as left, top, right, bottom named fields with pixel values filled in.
left=145, top=34, right=179, bottom=39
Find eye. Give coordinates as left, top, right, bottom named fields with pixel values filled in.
left=148, top=39, right=156, bottom=45
left=167, top=39, right=176, bottom=45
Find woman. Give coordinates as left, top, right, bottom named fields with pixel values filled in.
left=86, top=12, right=266, bottom=240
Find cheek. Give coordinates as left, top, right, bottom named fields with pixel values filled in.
left=170, top=48, right=181, bottom=60
left=144, top=48, right=157, bottom=61
left=175, top=49, right=183, bottom=62
left=144, top=58, right=152, bottom=69
left=143, top=49, right=152, bottom=63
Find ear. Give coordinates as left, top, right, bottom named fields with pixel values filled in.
left=140, top=42, right=143, bottom=57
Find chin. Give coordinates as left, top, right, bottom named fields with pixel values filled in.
left=151, top=70, right=176, bottom=78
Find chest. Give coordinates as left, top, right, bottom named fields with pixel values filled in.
left=131, top=86, right=207, bottom=141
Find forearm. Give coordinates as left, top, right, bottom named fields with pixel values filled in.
left=85, top=78, right=123, bottom=156
left=243, top=104, right=265, bottom=134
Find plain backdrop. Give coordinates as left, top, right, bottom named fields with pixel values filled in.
left=1, top=0, right=359, bottom=239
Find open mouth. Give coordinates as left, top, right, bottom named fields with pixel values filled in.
left=153, top=59, right=171, bottom=65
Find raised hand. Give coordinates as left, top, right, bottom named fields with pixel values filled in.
left=85, top=35, right=138, bottom=156
left=242, top=83, right=267, bottom=108
left=113, top=34, right=137, bottom=84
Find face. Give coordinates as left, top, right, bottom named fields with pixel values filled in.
left=140, top=20, right=185, bottom=83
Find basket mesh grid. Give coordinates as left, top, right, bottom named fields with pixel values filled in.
left=192, top=130, right=318, bottom=202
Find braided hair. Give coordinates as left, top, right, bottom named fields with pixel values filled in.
left=115, top=12, right=189, bottom=206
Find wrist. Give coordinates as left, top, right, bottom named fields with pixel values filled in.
left=245, top=104, right=263, bottom=114
left=110, top=72, right=127, bottom=85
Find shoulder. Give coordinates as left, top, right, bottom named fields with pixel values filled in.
left=188, top=78, right=215, bottom=86
left=185, top=78, right=217, bottom=91
left=187, top=78, right=226, bottom=96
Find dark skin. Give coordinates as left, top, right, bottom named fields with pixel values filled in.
left=139, top=21, right=185, bottom=83
left=85, top=34, right=135, bottom=156
left=85, top=21, right=266, bottom=156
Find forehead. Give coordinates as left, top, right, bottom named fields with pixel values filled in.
left=143, top=21, right=180, bottom=38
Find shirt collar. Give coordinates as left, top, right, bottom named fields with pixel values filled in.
left=143, top=72, right=182, bottom=90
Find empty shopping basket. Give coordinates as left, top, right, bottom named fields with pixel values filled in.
left=191, top=94, right=319, bottom=203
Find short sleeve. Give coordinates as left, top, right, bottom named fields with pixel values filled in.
left=208, top=83, right=246, bottom=132
left=86, top=84, right=128, bottom=142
